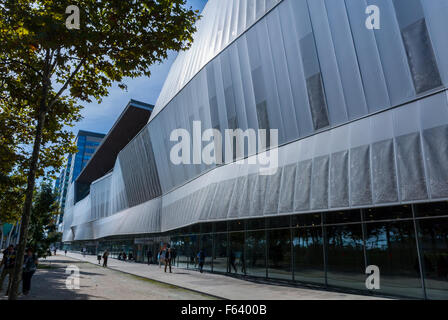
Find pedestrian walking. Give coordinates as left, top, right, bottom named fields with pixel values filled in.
left=22, top=248, right=38, bottom=295
left=53, top=248, right=57, bottom=256
left=0, top=245, right=16, bottom=295
left=147, top=249, right=153, bottom=265
left=122, top=252, right=127, bottom=261
left=97, top=253, right=102, bottom=264
left=197, top=250, right=205, bottom=273
left=102, top=250, right=109, bottom=267
left=164, top=248, right=172, bottom=273
left=82, top=247, right=86, bottom=257
left=64, top=250, right=67, bottom=256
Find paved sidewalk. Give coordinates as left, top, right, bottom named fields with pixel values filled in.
left=0, top=255, right=214, bottom=300
left=64, top=251, right=385, bottom=300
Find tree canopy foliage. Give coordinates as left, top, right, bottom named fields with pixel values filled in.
left=0, top=0, right=200, bottom=299
left=28, top=183, right=61, bottom=258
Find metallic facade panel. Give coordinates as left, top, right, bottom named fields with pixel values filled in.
left=64, top=0, right=448, bottom=242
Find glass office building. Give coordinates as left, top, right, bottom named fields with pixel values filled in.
left=56, top=131, right=105, bottom=220
left=63, top=0, right=448, bottom=299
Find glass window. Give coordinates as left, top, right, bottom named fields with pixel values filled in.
left=229, top=232, right=245, bottom=274
left=256, top=101, right=270, bottom=150
left=416, top=217, right=448, bottom=300
left=200, top=234, right=213, bottom=272
left=300, top=33, right=329, bottom=131
left=229, top=219, right=245, bottom=232
left=293, top=227, right=325, bottom=285
left=267, top=215, right=291, bottom=229
left=365, top=220, right=423, bottom=298
left=393, top=0, right=443, bottom=94
left=200, top=223, right=213, bottom=234
left=189, top=224, right=200, bottom=234
left=268, top=229, right=292, bottom=280
left=214, top=221, right=228, bottom=233
left=415, top=202, right=448, bottom=218
left=364, top=205, right=412, bottom=221
left=292, top=213, right=322, bottom=228
left=324, top=210, right=361, bottom=225
left=213, top=233, right=228, bottom=273
left=245, top=230, right=266, bottom=278
left=175, top=236, right=189, bottom=269
left=325, top=223, right=365, bottom=291
left=247, top=218, right=266, bottom=231
left=185, top=235, right=199, bottom=269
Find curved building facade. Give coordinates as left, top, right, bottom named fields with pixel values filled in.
left=63, top=0, right=448, bottom=299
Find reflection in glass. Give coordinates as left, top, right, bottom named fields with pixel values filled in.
left=365, top=221, right=423, bottom=298
left=415, top=202, right=448, bottom=218
left=200, top=234, right=213, bottom=272
left=326, top=224, right=365, bottom=291
left=417, top=218, right=448, bottom=300
left=229, top=232, right=245, bottom=274
left=292, top=213, right=321, bottom=228
left=364, top=205, right=412, bottom=221
left=325, top=210, right=361, bottom=224
left=268, top=229, right=292, bottom=280
left=176, top=236, right=189, bottom=269
left=185, top=235, right=199, bottom=269
left=245, top=231, right=266, bottom=278
left=293, top=227, right=325, bottom=284
left=213, top=233, right=228, bottom=273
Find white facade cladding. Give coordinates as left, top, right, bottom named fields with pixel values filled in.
left=63, top=0, right=448, bottom=242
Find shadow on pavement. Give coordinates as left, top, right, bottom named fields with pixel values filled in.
left=0, top=260, right=100, bottom=300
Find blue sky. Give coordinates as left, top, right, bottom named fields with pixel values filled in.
left=71, top=0, right=208, bottom=136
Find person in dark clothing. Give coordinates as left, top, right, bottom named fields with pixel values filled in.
left=97, top=254, right=102, bottom=264
left=128, top=252, right=134, bottom=261
left=0, top=245, right=16, bottom=295
left=147, top=250, right=153, bottom=265
left=122, top=252, right=127, bottom=261
left=197, top=250, right=205, bottom=273
left=164, top=248, right=172, bottom=273
left=22, top=248, right=38, bottom=295
left=102, top=250, right=109, bottom=267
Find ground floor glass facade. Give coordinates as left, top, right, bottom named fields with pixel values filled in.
left=67, top=201, right=448, bottom=299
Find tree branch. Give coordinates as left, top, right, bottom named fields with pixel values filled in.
left=0, top=58, right=44, bottom=77
left=48, top=57, right=86, bottom=109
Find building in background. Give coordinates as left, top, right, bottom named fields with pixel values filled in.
left=62, top=0, right=448, bottom=299
left=55, top=131, right=105, bottom=224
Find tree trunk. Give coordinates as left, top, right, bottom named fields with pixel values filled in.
left=8, top=52, right=50, bottom=300
left=5, top=223, right=14, bottom=248
left=8, top=107, right=48, bottom=300
left=14, top=222, right=21, bottom=246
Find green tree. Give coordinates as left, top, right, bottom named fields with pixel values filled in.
left=0, top=0, right=199, bottom=299
left=28, top=183, right=61, bottom=258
